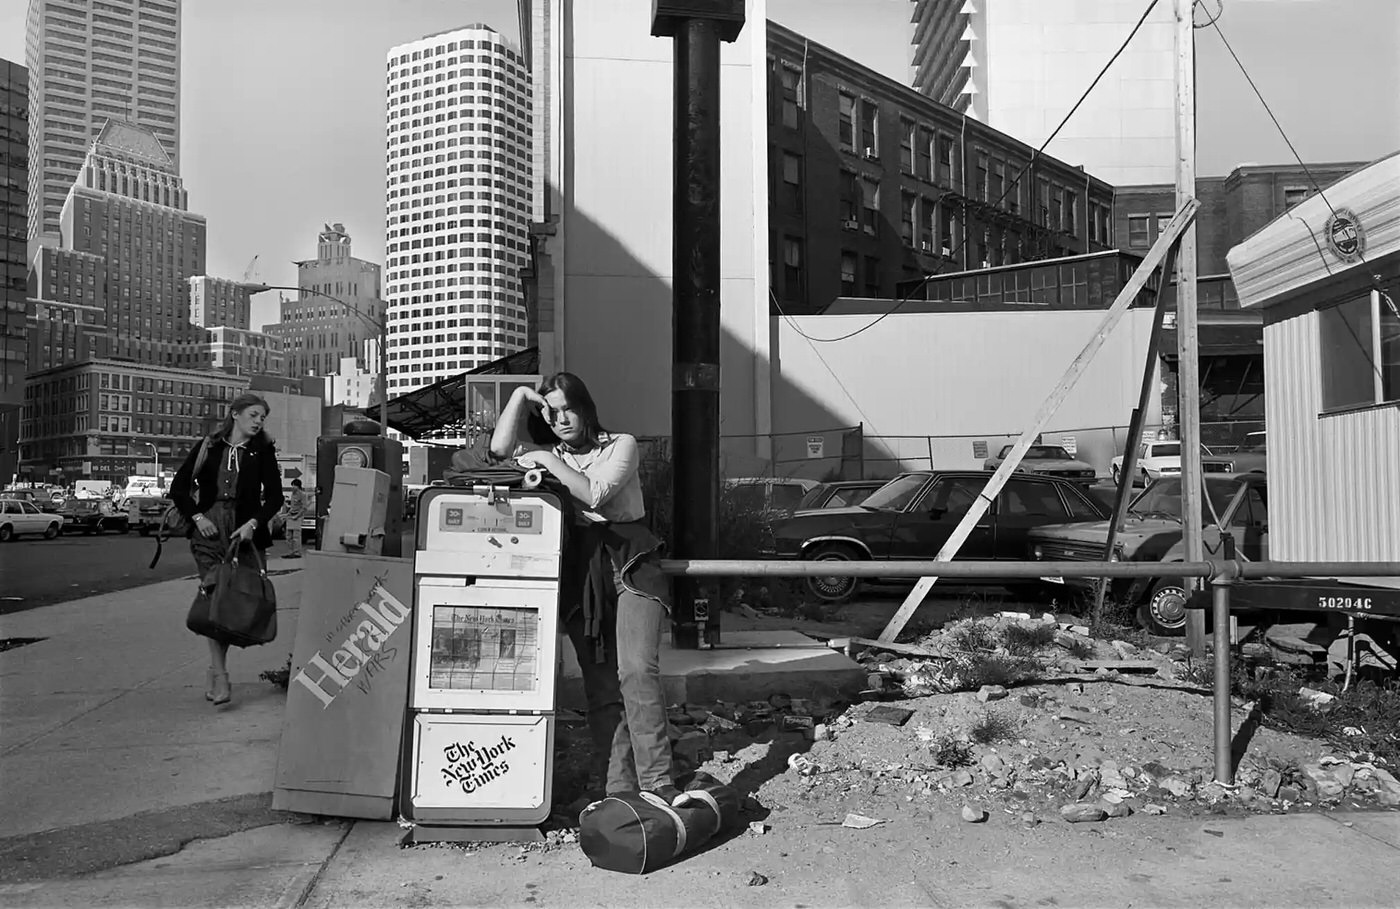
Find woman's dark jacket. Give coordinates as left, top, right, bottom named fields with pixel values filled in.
left=170, top=433, right=285, bottom=550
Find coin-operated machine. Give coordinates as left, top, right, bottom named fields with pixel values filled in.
left=399, top=480, right=564, bottom=844
left=316, top=420, right=404, bottom=556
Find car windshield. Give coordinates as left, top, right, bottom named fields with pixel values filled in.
left=1128, top=478, right=1241, bottom=522
left=69, top=501, right=100, bottom=513
left=860, top=475, right=927, bottom=511
left=1024, top=445, right=1072, bottom=460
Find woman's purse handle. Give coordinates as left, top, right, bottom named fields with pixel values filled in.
left=225, top=542, right=269, bottom=578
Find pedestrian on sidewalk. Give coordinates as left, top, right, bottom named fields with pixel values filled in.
left=170, top=393, right=285, bottom=706
left=490, top=374, right=680, bottom=804
left=284, top=479, right=307, bottom=559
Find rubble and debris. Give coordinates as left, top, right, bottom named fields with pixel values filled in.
left=745, top=871, right=769, bottom=887
left=1297, top=688, right=1338, bottom=712
left=747, top=821, right=769, bottom=836
left=841, top=813, right=885, bottom=829
left=961, top=805, right=988, bottom=823
left=1059, top=804, right=1108, bottom=823
left=976, top=685, right=1009, bottom=703
left=864, top=706, right=914, bottom=727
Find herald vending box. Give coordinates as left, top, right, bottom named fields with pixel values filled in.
left=402, top=483, right=564, bottom=842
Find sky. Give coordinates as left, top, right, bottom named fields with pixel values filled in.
left=3, top=0, right=1397, bottom=331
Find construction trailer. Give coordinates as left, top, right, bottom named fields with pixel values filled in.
left=1223, top=152, right=1400, bottom=657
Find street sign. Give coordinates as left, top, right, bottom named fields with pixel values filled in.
left=972, top=441, right=989, bottom=460
left=806, top=437, right=824, bottom=459
left=1060, top=435, right=1078, bottom=455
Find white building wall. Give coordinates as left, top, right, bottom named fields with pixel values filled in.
left=978, top=0, right=1175, bottom=185
left=772, top=309, right=1159, bottom=477
left=559, top=0, right=769, bottom=455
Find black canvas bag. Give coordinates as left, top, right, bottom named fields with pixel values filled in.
left=578, top=773, right=740, bottom=874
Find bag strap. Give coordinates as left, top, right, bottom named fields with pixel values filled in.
left=228, top=542, right=269, bottom=577
left=148, top=439, right=212, bottom=571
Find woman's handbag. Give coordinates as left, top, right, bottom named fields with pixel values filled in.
left=186, top=543, right=278, bottom=647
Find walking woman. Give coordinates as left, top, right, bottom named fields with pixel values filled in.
left=170, top=393, right=284, bottom=706
left=490, top=374, right=680, bottom=803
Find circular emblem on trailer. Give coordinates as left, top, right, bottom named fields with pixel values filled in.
left=1325, top=208, right=1365, bottom=263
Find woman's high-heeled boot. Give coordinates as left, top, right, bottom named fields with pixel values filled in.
left=211, top=672, right=231, bottom=706
left=205, top=668, right=215, bottom=701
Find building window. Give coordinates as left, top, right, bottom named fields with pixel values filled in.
left=839, top=252, right=857, bottom=296
left=917, top=127, right=933, bottom=181
left=839, top=171, right=859, bottom=224
left=1319, top=290, right=1400, bottom=411
left=861, top=178, right=880, bottom=235
left=1065, top=190, right=1078, bottom=237
left=781, top=152, right=803, bottom=213
left=899, top=118, right=915, bottom=173
left=781, top=236, right=804, bottom=303
left=838, top=92, right=856, bottom=151
left=937, top=135, right=954, bottom=186
left=1154, top=212, right=1174, bottom=243
left=1127, top=215, right=1150, bottom=248
left=901, top=193, right=917, bottom=247
left=1283, top=186, right=1310, bottom=210
left=863, top=256, right=881, bottom=297
left=920, top=197, right=937, bottom=252
left=779, top=66, right=800, bottom=129
left=975, top=152, right=989, bottom=201
left=858, top=100, right=877, bottom=155
left=940, top=206, right=956, bottom=256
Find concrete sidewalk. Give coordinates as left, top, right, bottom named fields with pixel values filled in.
left=2, top=566, right=1398, bottom=908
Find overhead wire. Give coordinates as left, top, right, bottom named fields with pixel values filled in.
left=769, top=289, right=884, bottom=438
left=781, top=0, right=1163, bottom=345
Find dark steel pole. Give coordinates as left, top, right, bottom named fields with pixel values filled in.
left=669, top=18, right=723, bottom=649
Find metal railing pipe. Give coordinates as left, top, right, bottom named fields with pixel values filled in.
left=657, top=558, right=1218, bottom=580
left=1234, top=561, right=1400, bottom=579
left=1212, top=577, right=1233, bottom=785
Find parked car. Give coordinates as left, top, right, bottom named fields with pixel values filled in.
left=60, top=499, right=130, bottom=534
left=795, top=480, right=886, bottom=512
left=1219, top=431, right=1267, bottom=474
left=765, top=470, right=1110, bottom=603
left=126, top=495, right=170, bottom=536
left=724, top=477, right=820, bottom=522
left=982, top=444, right=1096, bottom=482
left=1029, top=472, right=1268, bottom=635
left=0, top=498, right=64, bottom=541
left=2, top=488, right=62, bottom=513
left=1110, top=440, right=1236, bottom=487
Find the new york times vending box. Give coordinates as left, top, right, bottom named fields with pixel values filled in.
left=401, top=484, right=563, bottom=840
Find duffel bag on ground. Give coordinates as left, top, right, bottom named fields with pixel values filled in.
left=578, top=772, right=740, bottom=875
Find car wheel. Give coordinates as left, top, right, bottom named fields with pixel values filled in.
left=44, top=524, right=59, bottom=540
left=804, top=542, right=861, bottom=603
left=1110, top=464, right=1121, bottom=486
left=0, top=524, right=12, bottom=542
left=1139, top=467, right=1151, bottom=488
left=1139, top=579, right=1189, bottom=636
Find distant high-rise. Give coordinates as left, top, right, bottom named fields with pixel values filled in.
left=909, top=0, right=1175, bottom=185
left=25, top=0, right=182, bottom=243
left=58, top=119, right=206, bottom=365
left=1, top=58, right=28, bottom=485
left=383, top=25, right=532, bottom=395
left=266, top=223, right=383, bottom=382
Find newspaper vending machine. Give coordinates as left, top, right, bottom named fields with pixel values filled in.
left=401, top=482, right=564, bottom=843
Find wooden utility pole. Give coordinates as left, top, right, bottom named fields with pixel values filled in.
left=1174, top=0, right=1207, bottom=655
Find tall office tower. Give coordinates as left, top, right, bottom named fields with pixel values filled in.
left=1, top=59, right=28, bottom=484
left=25, top=0, right=182, bottom=244
left=58, top=119, right=206, bottom=365
left=909, top=0, right=1175, bottom=185
left=383, top=25, right=532, bottom=395
left=266, top=223, right=384, bottom=380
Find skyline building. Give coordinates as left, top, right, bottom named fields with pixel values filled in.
left=54, top=119, right=206, bottom=366
left=1, top=58, right=27, bottom=484
left=25, top=0, right=182, bottom=244
left=382, top=25, right=532, bottom=396
left=265, top=223, right=384, bottom=386
left=908, top=0, right=1176, bottom=185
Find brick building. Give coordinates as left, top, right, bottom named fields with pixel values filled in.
left=1114, top=161, right=1367, bottom=276
left=1, top=58, right=26, bottom=484
left=767, top=21, right=1116, bottom=315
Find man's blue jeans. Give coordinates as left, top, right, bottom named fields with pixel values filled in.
left=565, top=569, right=673, bottom=794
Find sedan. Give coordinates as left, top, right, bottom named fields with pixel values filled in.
left=60, top=499, right=130, bottom=534
left=795, top=480, right=886, bottom=511
left=982, top=444, right=1096, bottom=482
left=767, top=470, right=1110, bottom=603
left=0, top=498, right=64, bottom=541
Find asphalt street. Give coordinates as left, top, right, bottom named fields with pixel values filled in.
left=1, top=530, right=203, bottom=616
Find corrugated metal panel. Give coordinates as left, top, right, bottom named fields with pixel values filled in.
left=1266, top=311, right=1400, bottom=562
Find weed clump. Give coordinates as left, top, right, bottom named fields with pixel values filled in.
left=1002, top=623, right=1056, bottom=656
left=969, top=710, right=1017, bottom=745
left=929, top=734, right=975, bottom=769
left=946, top=619, right=1001, bottom=654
